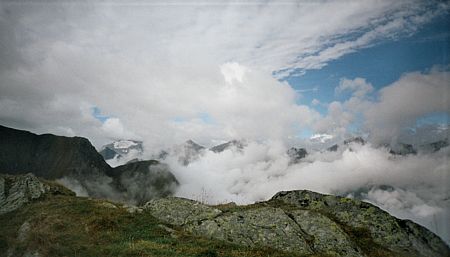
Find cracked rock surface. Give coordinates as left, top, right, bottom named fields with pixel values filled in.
left=144, top=190, right=449, bottom=257
left=144, top=197, right=222, bottom=226
left=187, top=207, right=313, bottom=255
left=272, top=190, right=450, bottom=257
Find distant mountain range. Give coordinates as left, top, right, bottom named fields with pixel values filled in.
left=146, top=139, right=247, bottom=166
left=324, top=136, right=448, bottom=156
left=98, top=135, right=449, bottom=167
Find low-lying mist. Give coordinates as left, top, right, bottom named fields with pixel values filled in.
left=57, top=162, right=178, bottom=206
left=163, top=141, right=449, bottom=244
left=57, top=138, right=449, bottom=244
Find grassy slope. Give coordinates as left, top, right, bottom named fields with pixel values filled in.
left=0, top=195, right=328, bottom=257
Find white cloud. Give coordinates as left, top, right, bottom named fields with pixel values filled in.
left=312, top=101, right=353, bottom=139
left=220, top=62, right=247, bottom=84
left=336, top=77, right=374, bottom=98
left=311, top=98, right=320, bottom=106
left=0, top=1, right=445, bottom=148
left=364, top=69, right=450, bottom=143
left=101, top=117, right=138, bottom=140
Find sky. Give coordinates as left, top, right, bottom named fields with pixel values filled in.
left=0, top=0, right=449, bottom=149
left=1, top=0, right=450, bottom=244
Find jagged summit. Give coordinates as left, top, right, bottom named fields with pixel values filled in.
left=325, top=136, right=366, bottom=152
left=388, top=143, right=417, bottom=156
left=172, top=140, right=206, bottom=165
left=287, top=147, right=307, bottom=164
left=344, top=136, right=366, bottom=145
left=184, top=139, right=205, bottom=151
left=210, top=140, right=246, bottom=153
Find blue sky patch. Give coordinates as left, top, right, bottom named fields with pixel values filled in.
left=284, top=14, right=450, bottom=115
left=91, top=107, right=110, bottom=123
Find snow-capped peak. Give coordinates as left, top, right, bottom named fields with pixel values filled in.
left=113, top=140, right=138, bottom=149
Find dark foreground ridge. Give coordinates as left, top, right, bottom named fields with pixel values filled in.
left=1, top=173, right=448, bottom=257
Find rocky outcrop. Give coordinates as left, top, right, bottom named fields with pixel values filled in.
left=0, top=173, right=74, bottom=215
left=144, top=190, right=449, bottom=257
left=187, top=207, right=315, bottom=255
left=271, top=190, right=449, bottom=257
left=144, top=197, right=221, bottom=226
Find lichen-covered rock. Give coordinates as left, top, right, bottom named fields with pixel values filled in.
left=288, top=209, right=362, bottom=257
left=143, top=191, right=449, bottom=257
left=186, top=207, right=313, bottom=255
left=271, top=190, right=450, bottom=257
left=0, top=173, right=74, bottom=215
left=143, top=197, right=222, bottom=226
left=0, top=173, right=47, bottom=215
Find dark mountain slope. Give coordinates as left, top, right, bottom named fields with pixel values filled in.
left=0, top=125, right=178, bottom=204
left=0, top=125, right=111, bottom=179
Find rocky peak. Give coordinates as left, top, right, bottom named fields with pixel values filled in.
left=419, top=139, right=449, bottom=153
left=344, top=136, right=366, bottom=145
left=172, top=140, right=206, bottom=165
left=287, top=147, right=307, bottom=164
left=99, top=139, right=143, bottom=161
left=389, top=143, right=417, bottom=155
left=210, top=140, right=246, bottom=153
